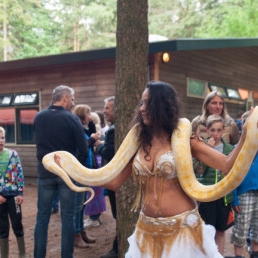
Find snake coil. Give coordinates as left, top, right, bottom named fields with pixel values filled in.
left=43, top=106, right=258, bottom=202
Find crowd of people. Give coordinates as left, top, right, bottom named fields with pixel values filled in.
left=192, top=91, right=258, bottom=258
left=0, top=82, right=257, bottom=258
left=33, top=86, right=116, bottom=258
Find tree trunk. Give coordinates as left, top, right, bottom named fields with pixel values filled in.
left=115, top=0, right=149, bottom=256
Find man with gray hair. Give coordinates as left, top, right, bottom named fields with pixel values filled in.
left=33, top=85, right=88, bottom=258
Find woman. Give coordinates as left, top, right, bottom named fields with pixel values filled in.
left=52, top=81, right=250, bottom=257
left=95, top=110, right=109, bottom=137
left=72, top=104, right=99, bottom=247
left=109, top=82, right=247, bottom=257
left=121, top=82, right=247, bottom=257
left=191, top=91, right=240, bottom=145
left=84, top=111, right=106, bottom=228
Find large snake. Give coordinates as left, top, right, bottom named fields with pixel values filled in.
left=42, top=106, right=258, bottom=202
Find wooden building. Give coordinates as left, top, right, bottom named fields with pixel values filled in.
left=0, top=38, right=258, bottom=178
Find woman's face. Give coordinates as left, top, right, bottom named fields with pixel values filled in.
left=140, top=88, right=150, bottom=125
left=83, top=111, right=91, bottom=126
left=207, top=95, right=224, bottom=115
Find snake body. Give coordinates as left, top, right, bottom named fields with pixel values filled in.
left=42, top=106, right=258, bottom=202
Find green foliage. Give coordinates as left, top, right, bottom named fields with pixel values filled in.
left=0, top=0, right=258, bottom=61
left=0, top=0, right=63, bottom=60
left=148, top=0, right=258, bottom=38
left=81, top=0, right=117, bottom=49
left=195, top=0, right=258, bottom=37
left=41, top=0, right=117, bottom=51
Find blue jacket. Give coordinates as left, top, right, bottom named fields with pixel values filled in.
left=232, top=152, right=258, bottom=206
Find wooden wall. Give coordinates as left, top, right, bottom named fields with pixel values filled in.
left=0, top=58, right=116, bottom=110
left=0, top=58, right=117, bottom=178
left=157, top=46, right=258, bottom=121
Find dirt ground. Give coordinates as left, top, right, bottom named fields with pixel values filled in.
left=8, top=180, right=249, bottom=258
left=8, top=179, right=116, bottom=258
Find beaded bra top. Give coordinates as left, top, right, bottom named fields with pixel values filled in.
left=133, top=150, right=177, bottom=179
left=131, top=150, right=178, bottom=214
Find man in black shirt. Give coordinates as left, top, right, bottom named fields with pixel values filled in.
left=33, top=85, right=88, bottom=258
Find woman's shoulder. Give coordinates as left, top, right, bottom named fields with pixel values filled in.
left=191, top=115, right=204, bottom=133
left=224, top=115, right=236, bottom=125
left=191, top=115, right=202, bottom=124
left=223, top=115, right=240, bottom=145
left=191, top=115, right=206, bottom=126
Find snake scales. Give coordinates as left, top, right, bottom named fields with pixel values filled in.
left=42, top=106, right=258, bottom=202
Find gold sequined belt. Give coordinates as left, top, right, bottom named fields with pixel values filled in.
left=139, top=207, right=201, bottom=228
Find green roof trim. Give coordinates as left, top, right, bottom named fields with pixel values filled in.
left=0, top=38, right=258, bottom=72
left=149, top=38, right=258, bottom=52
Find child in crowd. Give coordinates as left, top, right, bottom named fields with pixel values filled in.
left=0, top=126, right=27, bottom=257
left=194, top=114, right=235, bottom=256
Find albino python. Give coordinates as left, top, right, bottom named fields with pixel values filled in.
left=42, top=106, right=258, bottom=202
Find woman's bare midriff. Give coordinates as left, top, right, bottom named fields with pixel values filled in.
left=142, top=177, right=196, bottom=218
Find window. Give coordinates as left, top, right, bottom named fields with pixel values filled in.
left=12, top=92, right=39, bottom=105
left=0, top=108, right=15, bottom=142
left=0, top=92, right=39, bottom=144
left=208, top=83, right=241, bottom=101
left=187, top=78, right=209, bottom=98
left=209, top=84, right=227, bottom=98
left=16, top=109, right=38, bottom=144
left=187, top=77, right=244, bottom=102
left=0, top=94, right=13, bottom=106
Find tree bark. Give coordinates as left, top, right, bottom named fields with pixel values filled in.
left=115, top=0, right=149, bottom=255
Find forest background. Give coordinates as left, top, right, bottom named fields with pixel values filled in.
left=1, top=0, right=258, bottom=62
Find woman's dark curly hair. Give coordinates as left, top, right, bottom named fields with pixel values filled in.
left=133, top=81, right=179, bottom=159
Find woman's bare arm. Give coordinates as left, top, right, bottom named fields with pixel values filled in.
left=100, top=159, right=133, bottom=191
left=191, top=111, right=250, bottom=174
left=191, top=133, right=245, bottom=174
left=54, top=153, right=133, bottom=190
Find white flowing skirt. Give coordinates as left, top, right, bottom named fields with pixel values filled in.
left=125, top=208, right=223, bottom=258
